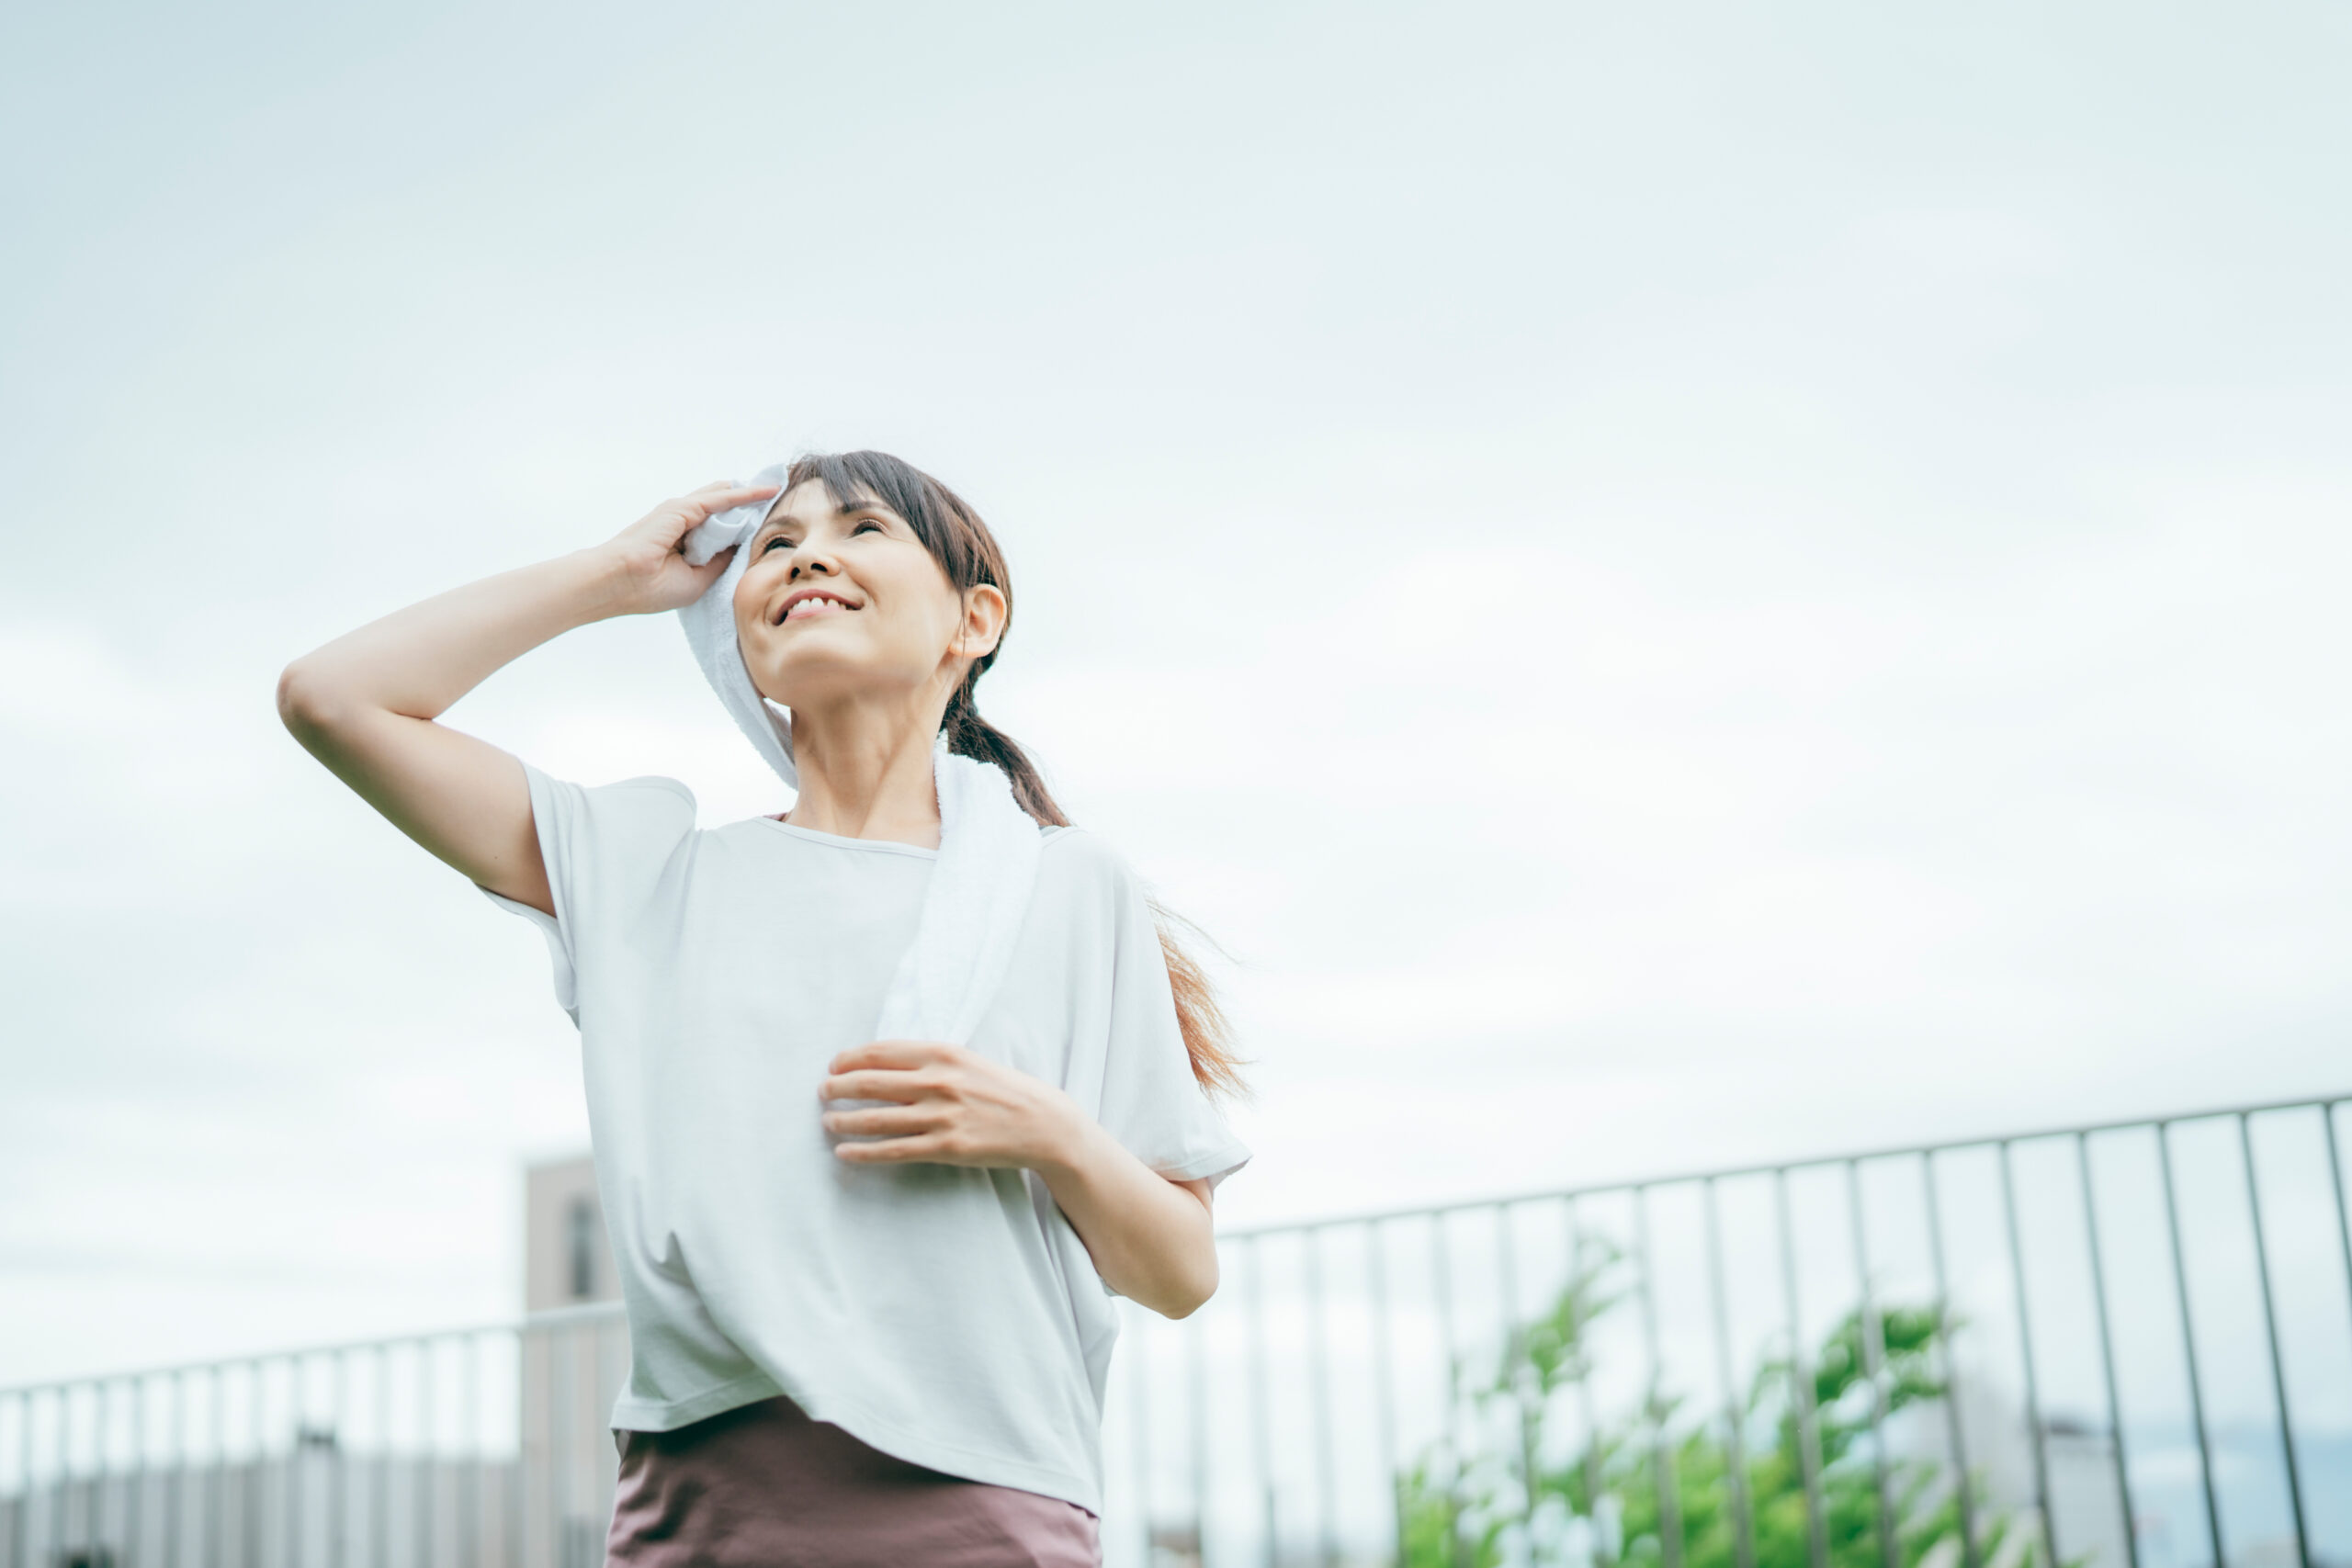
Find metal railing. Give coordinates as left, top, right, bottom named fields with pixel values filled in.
left=5, top=1094, right=2348, bottom=1568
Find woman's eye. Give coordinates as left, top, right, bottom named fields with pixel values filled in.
left=762, top=536, right=792, bottom=554
left=854, top=520, right=882, bottom=536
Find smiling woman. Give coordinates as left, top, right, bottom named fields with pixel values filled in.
left=273, top=448, right=1252, bottom=1567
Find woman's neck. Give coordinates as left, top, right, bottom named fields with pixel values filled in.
left=777, top=694, right=947, bottom=849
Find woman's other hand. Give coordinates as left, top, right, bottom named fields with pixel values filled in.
left=819, top=1039, right=1220, bottom=1316
left=819, top=1041, right=1083, bottom=1170
left=593, top=480, right=781, bottom=615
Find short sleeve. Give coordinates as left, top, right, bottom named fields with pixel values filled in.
left=1089, top=840, right=1253, bottom=1196
left=476, top=761, right=699, bottom=1025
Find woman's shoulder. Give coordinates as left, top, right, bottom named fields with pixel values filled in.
left=526, top=766, right=701, bottom=844
left=598, top=773, right=699, bottom=804
left=1035, top=823, right=1148, bottom=897
left=550, top=771, right=699, bottom=816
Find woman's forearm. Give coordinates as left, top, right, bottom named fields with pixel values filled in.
left=278, top=548, right=628, bottom=729
left=275, top=484, right=765, bottom=909
left=1036, top=1121, right=1220, bottom=1318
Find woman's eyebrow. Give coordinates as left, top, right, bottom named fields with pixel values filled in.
left=753, top=497, right=889, bottom=540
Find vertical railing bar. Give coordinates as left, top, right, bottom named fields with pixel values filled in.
left=2154, top=1122, right=2225, bottom=1568
left=1919, top=1152, right=1981, bottom=1568
left=45, top=1388, right=60, bottom=1568
left=2238, top=1112, right=2312, bottom=1568
left=332, top=1351, right=349, bottom=1568
left=1305, top=1227, right=1338, bottom=1568
left=2324, top=1102, right=2352, bottom=1359
left=1186, top=1303, right=1211, bottom=1568
left=1494, top=1202, right=1536, bottom=1555
left=585, top=1319, right=604, bottom=1551
left=2314, top=1104, right=2352, bottom=1372
left=43, top=1388, right=57, bottom=1568
left=95, top=1380, right=112, bottom=1568
left=1774, top=1169, right=1829, bottom=1568
left=463, top=1333, right=481, bottom=1568
left=374, top=1343, right=390, bottom=1568
left=107, top=1380, right=120, bottom=1566
left=1129, top=1311, right=1155, bottom=1565
left=127, top=1377, right=142, bottom=1568
left=166, top=1371, right=186, bottom=1568
left=246, top=1362, right=264, bottom=1568
left=1430, top=1212, right=1465, bottom=1568
left=1365, top=1217, right=1403, bottom=1568
left=554, top=1329, right=574, bottom=1568
left=415, top=1340, right=435, bottom=1568
left=500, top=1332, right=515, bottom=1568
left=296, top=1354, right=315, bottom=1568
left=1842, top=1161, right=1898, bottom=1568
left=1997, top=1142, right=2059, bottom=1568
left=79, top=1383, right=93, bottom=1568
left=1564, top=1197, right=1605, bottom=1568
left=130, top=1374, right=148, bottom=1568
left=288, top=1358, right=304, bottom=1568
left=25, top=1389, right=36, bottom=1568
left=289, top=1358, right=306, bottom=1568
left=2075, top=1132, right=2143, bottom=1568
left=66, top=1384, right=81, bottom=1568
left=1632, top=1186, right=1682, bottom=1568
left=46, top=1388, right=62, bottom=1568
left=1244, top=1234, right=1277, bottom=1568
left=63, top=1385, right=79, bottom=1568
left=12, top=1391, right=28, bottom=1568
left=15, top=1391, right=31, bottom=1568
left=209, top=1364, right=226, bottom=1568
left=1702, top=1178, right=1757, bottom=1568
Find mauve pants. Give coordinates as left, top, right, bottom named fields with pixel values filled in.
left=605, top=1394, right=1102, bottom=1567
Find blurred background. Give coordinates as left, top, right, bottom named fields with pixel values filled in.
left=3, top=3, right=2349, bottom=1565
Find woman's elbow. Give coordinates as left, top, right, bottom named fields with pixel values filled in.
left=1160, top=1249, right=1221, bottom=1321
left=276, top=656, right=345, bottom=747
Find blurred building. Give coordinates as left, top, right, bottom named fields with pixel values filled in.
left=519, top=1154, right=623, bottom=1568
left=525, top=1155, right=617, bottom=1314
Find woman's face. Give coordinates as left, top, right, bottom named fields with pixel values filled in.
left=731, top=480, right=1000, bottom=716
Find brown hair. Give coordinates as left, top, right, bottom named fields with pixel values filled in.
left=780, top=450, right=1251, bottom=1104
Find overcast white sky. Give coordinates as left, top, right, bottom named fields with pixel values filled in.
left=4, top=0, right=2348, bottom=1389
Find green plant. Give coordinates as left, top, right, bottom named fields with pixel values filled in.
left=1393, top=1243, right=2042, bottom=1568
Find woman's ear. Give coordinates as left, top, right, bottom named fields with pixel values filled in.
left=954, top=584, right=1009, bottom=660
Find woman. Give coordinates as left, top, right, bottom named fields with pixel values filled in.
left=277, top=450, right=1252, bottom=1567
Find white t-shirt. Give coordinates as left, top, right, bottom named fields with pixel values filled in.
left=482, top=763, right=1251, bottom=1515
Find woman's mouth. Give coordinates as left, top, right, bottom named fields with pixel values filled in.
left=775, top=591, right=861, bottom=625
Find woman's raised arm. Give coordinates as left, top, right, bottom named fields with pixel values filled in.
left=275, top=481, right=778, bottom=914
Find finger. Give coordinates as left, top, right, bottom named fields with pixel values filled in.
left=828, top=1040, right=953, bottom=1075
left=833, top=1134, right=952, bottom=1165
left=819, top=1067, right=937, bottom=1104
left=684, top=542, right=737, bottom=582
left=680, top=483, right=784, bottom=524
left=823, top=1106, right=944, bottom=1137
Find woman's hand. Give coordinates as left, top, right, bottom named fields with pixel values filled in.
left=818, top=1039, right=1222, bottom=1317
left=591, top=480, right=780, bottom=616
left=820, top=1041, right=1084, bottom=1169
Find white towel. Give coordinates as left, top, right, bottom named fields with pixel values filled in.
left=679, top=465, right=1045, bottom=1047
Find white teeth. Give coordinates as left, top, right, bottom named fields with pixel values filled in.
left=786, top=594, right=852, bottom=620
